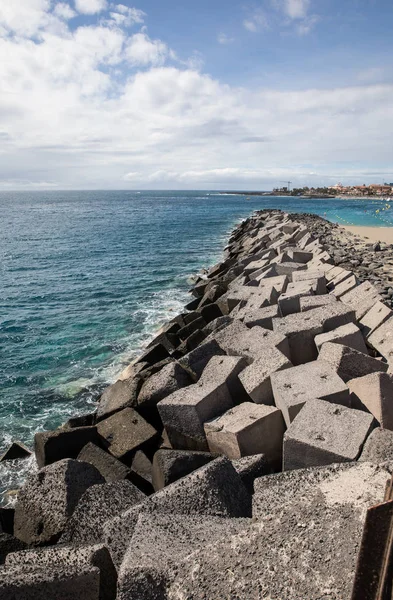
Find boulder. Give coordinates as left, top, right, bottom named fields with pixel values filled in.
left=14, top=459, right=104, bottom=545
left=348, top=372, right=393, bottom=430
left=271, top=360, right=350, bottom=427
left=96, top=408, right=159, bottom=462
left=283, top=399, right=375, bottom=470
left=152, top=449, right=214, bottom=491
left=77, top=442, right=130, bottom=482
left=62, top=480, right=145, bottom=544
left=34, top=426, right=102, bottom=469
left=204, top=402, right=285, bottom=467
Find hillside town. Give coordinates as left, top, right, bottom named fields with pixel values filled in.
left=273, top=183, right=393, bottom=198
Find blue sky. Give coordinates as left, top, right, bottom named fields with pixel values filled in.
left=0, top=0, right=392, bottom=189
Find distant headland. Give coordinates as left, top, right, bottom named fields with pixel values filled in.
left=221, top=182, right=393, bottom=199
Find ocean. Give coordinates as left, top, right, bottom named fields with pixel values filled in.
left=1, top=190, right=392, bottom=500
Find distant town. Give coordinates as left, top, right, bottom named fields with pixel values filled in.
left=272, top=182, right=393, bottom=198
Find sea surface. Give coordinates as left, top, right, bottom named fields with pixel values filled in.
left=1, top=190, right=392, bottom=500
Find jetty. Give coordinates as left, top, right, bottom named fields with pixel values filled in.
left=2, top=209, right=393, bottom=598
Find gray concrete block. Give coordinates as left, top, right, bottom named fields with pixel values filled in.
left=238, top=347, right=292, bottom=405
left=255, top=274, right=288, bottom=294
left=61, top=480, right=145, bottom=545
left=359, top=427, right=393, bottom=465
left=0, top=442, right=31, bottom=462
left=278, top=282, right=314, bottom=316
left=231, top=454, right=273, bottom=492
left=14, top=459, right=104, bottom=545
left=292, top=269, right=326, bottom=294
left=96, top=408, right=158, bottom=462
left=34, top=426, right=101, bottom=469
left=318, top=342, right=388, bottom=382
left=157, top=356, right=246, bottom=450
left=341, top=280, right=383, bottom=319
left=97, top=377, right=141, bottom=421
left=271, top=360, right=350, bottom=427
left=152, top=449, right=214, bottom=491
left=169, top=462, right=388, bottom=600
left=6, top=543, right=117, bottom=600
left=314, top=322, right=368, bottom=353
left=368, top=318, right=393, bottom=364
left=299, top=294, right=337, bottom=312
left=0, top=564, right=100, bottom=600
left=78, top=442, right=130, bottom=482
left=235, top=304, right=279, bottom=329
left=360, top=301, right=393, bottom=337
left=283, top=399, right=375, bottom=470
left=286, top=249, right=314, bottom=263
left=137, top=361, right=191, bottom=409
left=330, top=274, right=358, bottom=298
left=0, top=534, right=26, bottom=566
left=348, top=372, right=393, bottom=429
left=178, top=339, right=225, bottom=380
left=204, top=402, right=285, bottom=467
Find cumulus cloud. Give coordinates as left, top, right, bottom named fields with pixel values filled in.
left=53, top=2, right=77, bottom=20
left=243, top=9, right=269, bottom=32
left=0, top=2, right=392, bottom=190
left=217, top=33, right=234, bottom=45
left=74, top=0, right=107, bottom=15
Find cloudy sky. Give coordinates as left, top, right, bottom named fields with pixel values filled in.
left=0, top=0, right=392, bottom=190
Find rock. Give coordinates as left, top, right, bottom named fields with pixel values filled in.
left=178, top=339, right=225, bottom=380
left=238, top=347, right=292, bottom=405
left=96, top=408, right=159, bottom=463
left=232, top=454, right=273, bottom=492
left=373, top=241, right=381, bottom=251
left=283, top=399, right=375, bottom=470
left=0, top=441, right=31, bottom=462
left=348, top=372, right=393, bottom=429
left=34, top=426, right=102, bottom=469
left=14, top=459, right=104, bottom=545
left=0, top=564, right=100, bottom=600
left=5, top=543, right=117, bottom=600
left=152, top=449, right=214, bottom=491
left=62, top=480, right=145, bottom=544
left=77, top=442, right=130, bottom=482
left=271, top=360, right=350, bottom=427
left=314, top=322, right=368, bottom=353
left=318, top=342, right=388, bottom=383
left=204, top=402, right=285, bottom=468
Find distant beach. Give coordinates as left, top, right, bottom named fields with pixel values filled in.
left=343, top=225, right=393, bottom=244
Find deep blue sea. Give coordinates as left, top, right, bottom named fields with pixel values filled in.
left=1, top=190, right=392, bottom=499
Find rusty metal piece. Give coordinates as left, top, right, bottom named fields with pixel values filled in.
left=351, top=474, right=393, bottom=600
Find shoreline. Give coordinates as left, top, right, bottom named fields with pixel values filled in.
left=343, top=225, right=393, bottom=244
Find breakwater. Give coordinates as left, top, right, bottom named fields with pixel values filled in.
left=1, top=209, right=393, bottom=599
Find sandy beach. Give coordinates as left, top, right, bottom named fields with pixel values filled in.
left=343, top=225, right=393, bottom=244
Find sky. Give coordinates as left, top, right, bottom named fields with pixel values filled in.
left=0, top=0, right=392, bottom=190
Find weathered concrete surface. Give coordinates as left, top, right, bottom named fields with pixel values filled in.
left=232, top=453, right=273, bottom=491
left=137, top=362, right=191, bottom=409
left=318, top=342, right=388, bottom=382
left=348, top=372, right=393, bottom=429
left=278, top=282, right=314, bottom=316
left=14, top=459, right=104, bottom=545
left=0, top=534, right=26, bottom=566
left=178, top=339, right=225, bottom=380
left=77, top=442, right=130, bottom=482
left=204, top=402, right=285, bottom=466
left=299, top=294, right=337, bottom=312
left=235, top=304, right=279, bottom=330
left=359, top=427, right=393, bottom=466
left=360, top=301, right=393, bottom=337
left=271, top=360, right=350, bottom=426
left=368, top=318, right=393, bottom=365
left=34, top=426, right=101, bottom=469
left=0, top=442, right=31, bottom=462
left=283, top=399, right=375, bottom=470
left=61, top=480, right=145, bottom=545
left=315, top=322, right=368, bottom=353
left=97, top=376, right=142, bottom=420
left=238, top=347, right=292, bottom=405
left=341, top=280, right=383, bottom=319
left=166, top=463, right=388, bottom=600
left=152, top=449, right=214, bottom=491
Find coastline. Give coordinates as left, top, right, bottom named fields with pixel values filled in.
left=343, top=225, right=393, bottom=244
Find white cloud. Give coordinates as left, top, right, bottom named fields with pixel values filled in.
left=125, top=32, right=168, bottom=67
left=0, top=2, right=392, bottom=190
left=243, top=9, right=268, bottom=32
left=282, top=0, right=310, bottom=20
left=218, top=33, right=234, bottom=45
left=53, top=3, right=77, bottom=20
left=74, top=0, right=107, bottom=15
left=107, top=6, right=145, bottom=27
left=271, top=0, right=318, bottom=34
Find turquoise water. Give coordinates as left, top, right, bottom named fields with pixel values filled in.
left=1, top=190, right=392, bottom=496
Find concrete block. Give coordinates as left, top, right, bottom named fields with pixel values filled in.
left=341, top=280, right=383, bottom=319
left=62, top=480, right=145, bottom=545
left=299, top=294, right=337, bottom=312
left=315, top=322, right=368, bottom=353
left=204, top=402, right=285, bottom=466
left=348, top=372, right=393, bottom=429
left=0, top=442, right=31, bottom=462
left=274, top=261, right=307, bottom=277
left=217, top=286, right=274, bottom=314
left=6, top=543, right=117, bottom=600
left=330, top=274, right=357, bottom=298
left=360, top=301, right=393, bottom=337
left=286, top=249, right=313, bottom=263
left=359, top=427, right=393, bottom=464
left=128, top=450, right=154, bottom=495
left=368, top=318, right=393, bottom=364
left=318, top=342, right=388, bottom=382
left=271, top=360, right=350, bottom=426
left=198, top=302, right=223, bottom=323
left=137, top=361, right=191, bottom=410
left=0, top=534, right=26, bottom=566
left=235, top=304, right=279, bottom=329
left=152, top=449, right=214, bottom=491
left=78, top=442, right=130, bottom=482
left=34, top=426, right=101, bottom=469
left=272, top=311, right=323, bottom=364
left=178, top=339, right=225, bottom=380
left=238, top=347, right=292, bottom=405
left=278, top=282, right=314, bottom=316
left=97, top=377, right=141, bottom=421
left=0, top=565, right=100, bottom=600
left=283, top=399, right=375, bottom=470
left=231, top=454, right=273, bottom=492
left=96, top=408, right=159, bottom=462
left=327, top=269, right=353, bottom=290
left=292, top=269, right=326, bottom=294
left=14, top=459, right=104, bottom=545
left=256, top=274, right=288, bottom=295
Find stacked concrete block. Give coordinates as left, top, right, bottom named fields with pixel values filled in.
left=368, top=318, right=393, bottom=364
left=292, top=269, right=327, bottom=294
left=283, top=399, right=375, bottom=470
left=318, top=342, right=388, bottom=382
left=359, top=427, right=393, bottom=464
left=330, top=274, right=358, bottom=298
left=238, top=347, right=292, bottom=404
left=360, top=301, right=393, bottom=337
left=314, top=322, right=368, bottom=353
left=271, top=360, right=350, bottom=426
left=77, top=442, right=131, bottom=482
left=299, top=294, right=337, bottom=312
left=34, top=426, right=102, bottom=468
left=340, top=280, right=383, bottom=319
left=278, top=281, right=314, bottom=316
left=272, top=310, right=324, bottom=364
left=234, top=304, right=279, bottom=329
left=348, top=372, right=393, bottom=429
left=152, top=449, right=214, bottom=491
